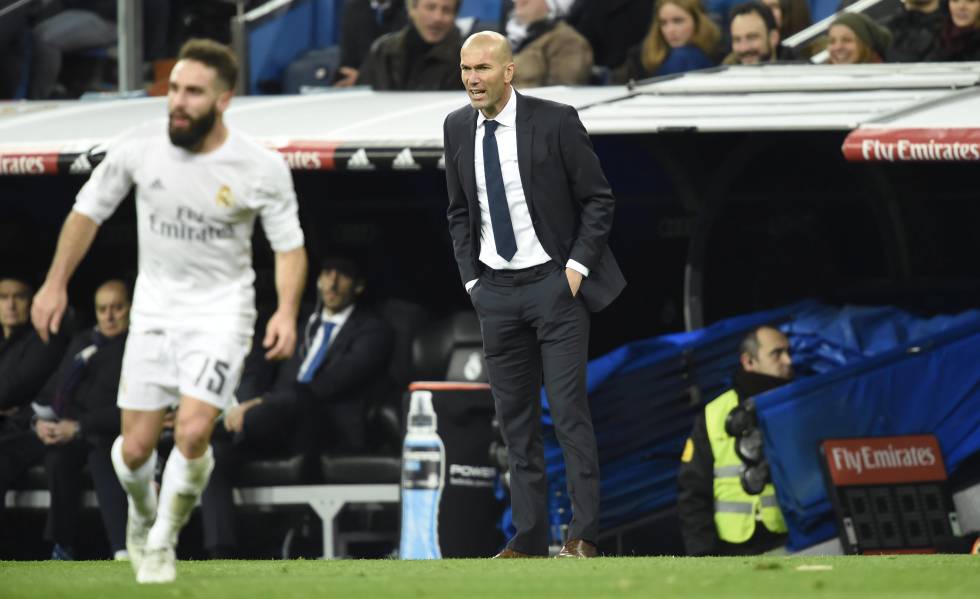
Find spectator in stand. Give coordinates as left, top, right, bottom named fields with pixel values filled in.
left=357, top=0, right=463, bottom=90
left=927, top=0, right=980, bottom=61
left=511, top=0, right=593, bottom=88
left=827, top=13, right=892, bottom=64
left=884, top=0, right=945, bottom=62
left=565, top=0, right=654, bottom=69
left=32, top=279, right=131, bottom=560
left=765, top=0, right=811, bottom=40
left=335, top=0, right=408, bottom=87
left=612, top=0, right=721, bottom=83
left=26, top=0, right=170, bottom=99
left=200, top=255, right=394, bottom=558
left=723, top=2, right=786, bottom=64
left=506, top=0, right=576, bottom=50
left=0, top=0, right=31, bottom=99
left=28, top=1, right=118, bottom=99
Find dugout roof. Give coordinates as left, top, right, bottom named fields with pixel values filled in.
left=1, top=63, right=978, bottom=176
left=842, top=87, right=980, bottom=163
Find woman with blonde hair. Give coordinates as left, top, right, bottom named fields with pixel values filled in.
left=613, top=0, right=721, bottom=83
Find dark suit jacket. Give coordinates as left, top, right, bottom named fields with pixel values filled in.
left=444, top=91, right=625, bottom=312
left=250, top=303, right=394, bottom=453
left=33, top=329, right=125, bottom=441
left=0, top=324, right=69, bottom=432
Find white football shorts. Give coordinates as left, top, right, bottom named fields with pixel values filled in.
left=117, top=328, right=251, bottom=411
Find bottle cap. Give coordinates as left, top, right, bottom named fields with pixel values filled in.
left=408, top=390, right=436, bottom=432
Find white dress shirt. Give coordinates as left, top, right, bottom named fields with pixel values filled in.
left=465, top=89, right=588, bottom=292
left=297, top=302, right=354, bottom=377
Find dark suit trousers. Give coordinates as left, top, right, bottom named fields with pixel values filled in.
left=201, top=397, right=306, bottom=555
left=0, top=429, right=45, bottom=554
left=471, top=262, right=599, bottom=554
left=44, top=436, right=127, bottom=553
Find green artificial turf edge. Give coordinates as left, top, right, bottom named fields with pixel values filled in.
left=1, top=555, right=977, bottom=599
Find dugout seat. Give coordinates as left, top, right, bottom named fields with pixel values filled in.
left=411, top=311, right=487, bottom=383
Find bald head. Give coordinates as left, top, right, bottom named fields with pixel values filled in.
left=460, top=31, right=516, bottom=118
left=462, top=31, right=513, bottom=63
left=95, top=279, right=130, bottom=338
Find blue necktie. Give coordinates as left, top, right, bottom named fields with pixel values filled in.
left=297, top=321, right=336, bottom=383
left=482, top=120, right=518, bottom=261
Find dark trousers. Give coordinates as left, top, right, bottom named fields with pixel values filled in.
left=0, top=428, right=45, bottom=554
left=471, top=262, right=599, bottom=555
left=201, top=398, right=305, bottom=556
left=44, top=436, right=127, bottom=553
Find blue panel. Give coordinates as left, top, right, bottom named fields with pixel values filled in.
left=516, top=299, right=980, bottom=549
left=313, top=0, right=347, bottom=48
left=757, top=307, right=980, bottom=550
left=247, top=0, right=317, bottom=94
left=459, top=0, right=502, bottom=21
left=810, top=0, right=839, bottom=21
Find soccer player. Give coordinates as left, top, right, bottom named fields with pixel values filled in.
left=31, top=39, right=307, bottom=583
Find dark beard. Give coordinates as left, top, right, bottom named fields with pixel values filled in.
left=738, top=49, right=772, bottom=64
left=168, top=106, right=217, bottom=150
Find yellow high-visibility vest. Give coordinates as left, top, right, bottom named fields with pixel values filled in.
left=704, top=389, right=788, bottom=543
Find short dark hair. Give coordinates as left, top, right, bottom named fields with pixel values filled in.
left=409, top=0, right=461, bottom=13
left=177, top=38, right=238, bottom=90
left=0, top=271, right=35, bottom=292
left=739, top=324, right=781, bottom=359
left=320, top=254, right=364, bottom=284
left=730, top=1, right=778, bottom=34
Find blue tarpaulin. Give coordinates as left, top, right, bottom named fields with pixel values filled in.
left=525, top=301, right=980, bottom=550
left=758, top=304, right=980, bottom=550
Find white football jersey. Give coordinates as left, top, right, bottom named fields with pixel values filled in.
left=74, top=122, right=304, bottom=335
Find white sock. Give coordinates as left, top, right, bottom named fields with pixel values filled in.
left=111, top=435, right=158, bottom=524
left=146, top=446, right=214, bottom=550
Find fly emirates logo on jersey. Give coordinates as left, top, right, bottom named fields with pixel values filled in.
left=822, top=435, right=946, bottom=486
left=149, top=205, right=234, bottom=242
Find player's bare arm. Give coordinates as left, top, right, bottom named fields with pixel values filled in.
left=264, top=245, right=307, bottom=361
left=32, top=211, right=101, bottom=342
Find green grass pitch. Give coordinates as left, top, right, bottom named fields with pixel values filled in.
left=1, top=555, right=977, bottom=598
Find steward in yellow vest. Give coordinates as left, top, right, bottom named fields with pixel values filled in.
left=677, top=325, right=793, bottom=556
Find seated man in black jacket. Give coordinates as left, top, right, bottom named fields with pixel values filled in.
left=0, top=274, right=69, bottom=434
left=0, top=273, right=69, bottom=551
left=885, top=0, right=944, bottom=62
left=200, top=255, right=394, bottom=557
left=32, top=279, right=131, bottom=560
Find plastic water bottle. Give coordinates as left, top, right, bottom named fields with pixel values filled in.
left=400, top=390, right=445, bottom=559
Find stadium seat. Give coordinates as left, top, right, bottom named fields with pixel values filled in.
left=412, top=311, right=487, bottom=383
left=282, top=46, right=341, bottom=94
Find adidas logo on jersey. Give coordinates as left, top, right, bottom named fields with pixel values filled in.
left=69, top=153, right=92, bottom=174
left=150, top=179, right=165, bottom=190
left=392, top=148, right=420, bottom=171
left=347, top=148, right=375, bottom=170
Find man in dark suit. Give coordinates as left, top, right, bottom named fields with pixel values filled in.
left=200, top=255, right=394, bottom=557
left=33, top=279, right=131, bottom=560
left=443, top=31, right=625, bottom=559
